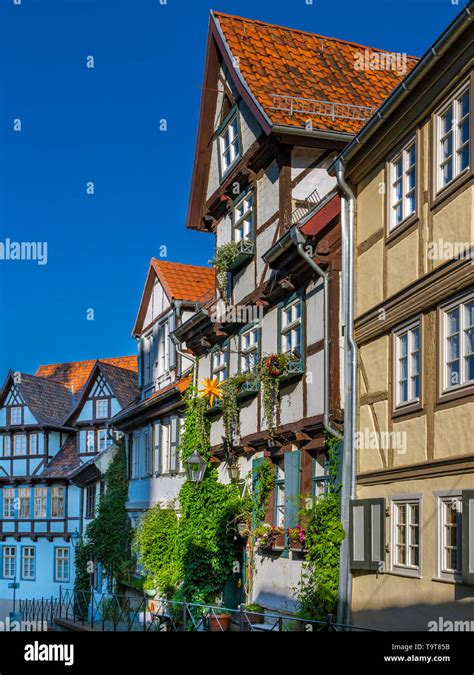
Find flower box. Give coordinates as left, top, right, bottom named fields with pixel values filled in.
left=237, top=379, right=260, bottom=400
left=228, top=240, right=255, bottom=272
left=280, top=358, right=305, bottom=381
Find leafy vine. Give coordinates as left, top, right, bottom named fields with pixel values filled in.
left=210, top=241, right=238, bottom=298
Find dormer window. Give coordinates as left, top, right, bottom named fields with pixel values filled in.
left=10, top=406, right=22, bottom=426
left=95, top=399, right=108, bottom=419
left=219, top=111, right=241, bottom=178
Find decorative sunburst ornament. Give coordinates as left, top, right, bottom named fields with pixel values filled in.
left=199, top=377, right=223, bottom=407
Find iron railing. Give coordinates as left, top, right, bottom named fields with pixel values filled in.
left=290, top=186, right=322, bottom=226
left=269, top=93, right=376, bottom=123
left=19, top=589, right=378, bottom=632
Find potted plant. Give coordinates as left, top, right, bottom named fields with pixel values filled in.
left=243, top=603, right=265, bottom=624
left=208, top=612, right=232, bottom=632
left=287, top=525, right=305, bottom=550
left=253, top=523, right=283, bottom=550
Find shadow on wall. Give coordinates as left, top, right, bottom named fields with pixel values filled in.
left=353, top=594, right=474, bottom=632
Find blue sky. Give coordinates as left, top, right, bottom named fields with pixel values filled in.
left=0, top=0, right=463, bottom=376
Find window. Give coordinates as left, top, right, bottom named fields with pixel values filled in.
left=219, top=113, right=240, bottom=176
left=95, top=399, right=108, bottom=419
left=51, top=487, right=64, bottom=518
left=21, top=547, right=35, bottom=580
left=394, top=322, right=421, bottom=407
left=437, top=83, right=470, bottom=191
left=143, top=429, right=151, bottom=477
left=55, top=548, right=70, bottom=582
left=29, top=433, right=38, bottom=455
left=85, top=485, right=96, bottom=519
left=312, top=453, right=331, bottom=497
left=389, top=139, right=416, bottom=229
left=98, top=429, right=109, bottom=451
left=392, top=499, right=420, bottom=573
left=3, top=488, right=15, bottom=519
left=9, top=406, right=22, bottom=425
left=211, top=348, right=228, bottom=383
left=13, top=434, right=27, bottom=456
left=143, top=333, right=153, bottom=386
left=281, top=299, right=303, bottom=357
left=240, top=326, right=259, bottom=373
left=160, top=422, right=170, bottom=475
left=274, top=459, right=285, bottom=528
left=34, top=487, right=47, bottom=518
left=233, top=192, right=254, bottom=242
left=442, top=295, right=474, bottom=391
left=438, top=496, right=462, bottom=580
left=86, top=430, right=95, bottom=452
left=2, top=435, right=11, bottom=457
left=19, top=487, right=30, bottom=518
left=2, top=546, right=16, bottom=579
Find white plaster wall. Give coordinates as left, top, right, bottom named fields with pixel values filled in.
left=306, top=351, right=325, bottom=417
left=257, top=160, right=279, bottom=227
left=306, top=277, right=324, bottom=343
left=292, top=152, right=337, bottom=202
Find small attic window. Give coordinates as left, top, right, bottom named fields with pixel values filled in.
left=218, top=108, right=241, bottom=179
left=219, top=92, right=233, bottom=125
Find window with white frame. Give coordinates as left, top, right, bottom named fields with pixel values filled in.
left=240, top=326, right=259, bottom=373
left=233, top=192, right=254, bottom=242
left=55, top=548, right=69, bottom=582
left=281, top=299, right=303, bottom=357
left=212, top=348, right=228, bottom=383
left=9, top=406, right=22, bottom=425
left=143, top=332, right=153, bottom=386
left=160, top=422, right=171, bottom=475
left=51, top=487, right=64, bottom=518
left=390, top=138, right=416, bottom=229
left=274, top=459, right=285, bottom=528
left=86, top=430, right=95, bottom=452
left=3, top=488, right=15, bottom=519
left=13, top=434, right=26, bottom=456
left=438, top=496, right=462, bottom=580
left=22, top=547, right=35, bottom=580
left=219, top=113, right=240, bottom=176
left=19, top=487, right=30, bottom=518
left=312, top=453, right=331, bottom=498
left=394, top=322, right=421, bottom=407
left=3, top=546, right=16, bottom=579
left=392, top=499, right=420, bottom=572
left=131, top=432, right=140, bottom=479
left=95, top=399, right=108, bottom=419
left=98, top=429, right=109, bottom=451
left=2, top=435, right=11, bottom=457
left=437, top=83, right=470, bottom=191
left=30, top=433, right=38, bottom=455
left=442, top=295, right=474, bottom=391
left=157, top=319, right=170, bottom=377
left=34, top=487, right=47, bottom=518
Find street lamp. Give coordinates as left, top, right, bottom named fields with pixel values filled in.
left=184, top=451, right=208, bottom=483
left=71, top=529, right=82, bottom=548
left=227, top=463, right=240, bottom=482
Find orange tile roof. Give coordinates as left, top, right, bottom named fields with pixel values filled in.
left=213, top=11, right=418, bottom=135
left=35, top=356, right=138, bottom=394
left=151, top=260, right=216, bottom=303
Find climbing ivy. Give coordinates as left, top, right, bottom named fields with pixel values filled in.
left=178, top=385, right=210, bottom=462
left=86, top=442, right=134, bottom=583
left=296, top=435, right=345, bottom=621
left=73, top=541, right=92, bottom=619
left=211, top=241, right=238, bottom=298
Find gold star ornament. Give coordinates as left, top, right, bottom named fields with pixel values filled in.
left=199, top=377, right=223, bottom=407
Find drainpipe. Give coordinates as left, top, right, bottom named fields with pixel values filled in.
left=335, top=159, right=357, bottom=627
left=171, top=301, right=198, bottom=389
left=290, top=225, right=341, bottom=441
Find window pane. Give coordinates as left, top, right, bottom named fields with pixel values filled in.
left=442, top=106, right=453, bottom=134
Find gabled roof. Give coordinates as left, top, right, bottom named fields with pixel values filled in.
left=212, top=11, right=418, bottom=135
left=36, top=356, right=137, bottom=395
left=132, top=259, right=215, bottom=337
left=41, top=435, right=80, bottom=478
left=64, top=360, right=139, bottom=424
left=0, top=372, right=74, bottom=428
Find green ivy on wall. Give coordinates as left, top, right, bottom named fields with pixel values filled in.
left=296, top=435, right=345, bottom=621
left=86, top=442, right=134, bottom=583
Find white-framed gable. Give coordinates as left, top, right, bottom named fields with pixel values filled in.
left=77, top=372, right=120, bottom=423
left=143, top=276, right=171, bottom=331
left=0, top=383, right=39, bottom=427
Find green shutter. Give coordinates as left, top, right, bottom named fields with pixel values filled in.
left=349, top=498, right=385, bottom=571
left=251, top=457, right=265, bottom=529
left=462, top=490, right=474, bottom=585
left=284, top=450, right=301, bottom=530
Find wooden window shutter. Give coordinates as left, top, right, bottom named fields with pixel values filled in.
left=153, top=422, right=161, bottom=476
left=462, top=490, right=474, bottom=585
left=169, top=416, right=179, bottom=474
left=300, top=450, right=313, bottom=496
left=284, top=450, right=301, bottom=530
left=349, top=498, right=385, bottom=571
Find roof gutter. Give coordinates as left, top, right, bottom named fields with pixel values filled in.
left=329, top=2, right=473, bottom=173
left=272, top=124, right=354, bottom=143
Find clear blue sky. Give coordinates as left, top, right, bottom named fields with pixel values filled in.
left=0, top=0, right=463, bottom=376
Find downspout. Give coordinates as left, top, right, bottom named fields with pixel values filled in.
left=171, top=301, right=198, bottom=389
left=335, top=160, right=356, bottom=627
left=290, top=225, right=341, bottom=441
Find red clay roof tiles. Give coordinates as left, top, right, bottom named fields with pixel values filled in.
left=151, top=260, right=216, bottom=303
